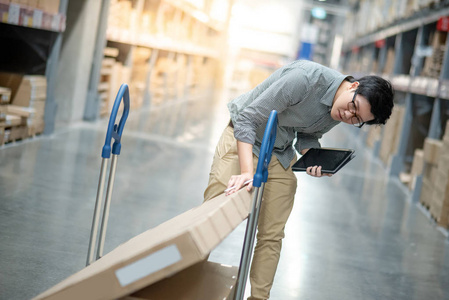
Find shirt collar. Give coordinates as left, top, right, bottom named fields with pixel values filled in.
left=320, top=74, right=353, bottom=108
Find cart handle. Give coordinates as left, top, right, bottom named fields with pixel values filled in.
left=253, top=110, right=277, bottom=187
left=101, top=84, right=130, bottom=158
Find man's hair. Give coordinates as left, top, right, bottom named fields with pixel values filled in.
left=350, top=76, right=395, bottom=125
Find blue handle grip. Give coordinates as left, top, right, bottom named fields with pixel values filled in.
left=101, top=84, right=130, bottom=158
left=253, top=110, right=278, bottom=187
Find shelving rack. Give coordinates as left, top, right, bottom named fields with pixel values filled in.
left=340, top=0, right=449, bottom=232
left=0, top=0, right=68, bottom=135
left=85, top=0, right=230, bottom=121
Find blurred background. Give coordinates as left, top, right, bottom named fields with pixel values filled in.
left=1, top=0, right=449, bottom=299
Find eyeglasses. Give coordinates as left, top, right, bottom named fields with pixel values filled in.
left=348, top=92, right=365, bottom=128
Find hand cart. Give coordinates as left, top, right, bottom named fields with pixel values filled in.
left=86, top=83, right=130, bottom=266
left=234, top=110, right=278, bottom=300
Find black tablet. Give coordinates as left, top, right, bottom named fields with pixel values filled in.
left=292, top=148, right=355, bottom=174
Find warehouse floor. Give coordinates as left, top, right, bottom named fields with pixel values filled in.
left=1, top=90, right=449, bottom=300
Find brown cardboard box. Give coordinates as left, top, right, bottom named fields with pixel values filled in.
left=37, top=0, right=59, bottom=14
left=0, top=73, right=46, bottom=107
left=5, top=104, right=34, bottom=117
left=0, top=86, right=11, bottom=104
left=423, top=138, right=443, bottom=165
left=409, top=148, right=424, bottom=190
left=34, top=189, right=252, bottom=300
left=122, top=260, right=237, bottom=300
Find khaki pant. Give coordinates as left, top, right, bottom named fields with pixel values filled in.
left=204, top=125, right=297, bottom=300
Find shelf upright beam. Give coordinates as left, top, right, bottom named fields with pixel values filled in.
left=84, top=0, right=111, bottom=121
left=390, top=32, right=412, bottom=176
left=411, top=25, right=430, bottom=203
left=43, top=0, right=68, bottom=134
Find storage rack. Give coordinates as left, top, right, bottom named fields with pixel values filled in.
left=340, top=0, right=449, bottom=233
left=84, top=0, right=230, bottom=121
left=0, top=0, right=68, bottom=135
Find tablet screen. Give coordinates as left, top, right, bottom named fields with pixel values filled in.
left=292, top=148, right=354, bottom=173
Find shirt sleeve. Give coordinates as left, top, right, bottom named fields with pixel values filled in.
left=233, top=68, right=310, bottom=144
left=294, top=131, right=322, bottom=153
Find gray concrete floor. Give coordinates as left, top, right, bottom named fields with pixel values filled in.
left=1, top=90, right=449, bottom=300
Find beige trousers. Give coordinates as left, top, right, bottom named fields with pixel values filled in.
left=204, top=125, right=297, bottom=300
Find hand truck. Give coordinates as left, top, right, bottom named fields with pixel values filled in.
left=86, top=83, right=130, bottom=266
left=234, top=110, right=278, bottom=300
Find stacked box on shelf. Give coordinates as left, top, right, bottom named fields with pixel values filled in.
left=408, top=148, right=424, bottom=190
left=426, top=122, right=449, bottom=227
left=0, top=73, right=47, bottom=144
left=9, top=0, right=60, bottom=14
left=150, top=57, right=178, bottom=106
left=421, top=30, right=447, bottom=79
left=365, top=125, right=382, bottom=148
left=130, top=47, right=151, bottom=109
left=107, top=0, right=133, bottom=40
left=419, top=138, right=442, bottom=208
left=379, top=106, right=405, bottom=165
left=0, top=86, right=11, bottom=145
left=99, top=57, right=115, bottom=117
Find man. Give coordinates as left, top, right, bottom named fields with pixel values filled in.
left=204, top=60, right=394, bottom=300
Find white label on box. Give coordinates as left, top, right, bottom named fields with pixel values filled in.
left=115, top=244, right=182, bottom=287
left=8, top=4, right=20, bottom=25
left=33, top=10, right=43, bottom=28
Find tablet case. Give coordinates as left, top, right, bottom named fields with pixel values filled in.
left=292, top=148, right=355, bottom=174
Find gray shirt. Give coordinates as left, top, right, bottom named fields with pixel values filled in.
left=228, top=60, right=351, bottom=169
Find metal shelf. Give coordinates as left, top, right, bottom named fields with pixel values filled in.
left=0, top=3, right=66, bottom=33
left=343, top=6, right=449, bottom=51
left=106, top=28, right=219, bottom=58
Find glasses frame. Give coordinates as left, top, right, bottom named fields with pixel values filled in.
left=348, top=92, right=365, bottom=128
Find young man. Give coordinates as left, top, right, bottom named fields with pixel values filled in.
left=204, top=60, right=394, bottom=300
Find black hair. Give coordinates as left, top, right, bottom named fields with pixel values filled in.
left=349, top=76, right=395, bottom=125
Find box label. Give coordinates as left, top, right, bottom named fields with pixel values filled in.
left=115, top=244, right=182, bottom=287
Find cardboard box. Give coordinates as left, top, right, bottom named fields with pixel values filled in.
left=423, top=138, right=443, bottom=165
left=34, top=189, right=252, bottom=300
left=122, top=260, right=237, bottom=300
left=5, top=104, right=35, bottom=117
left=0, top=73, right=46, bottom=107
left=37, top=0, right=59, bottom=14
left=0, top=86, right=11, bottom=104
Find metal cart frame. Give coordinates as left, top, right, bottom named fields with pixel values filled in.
left=234, top=110, right=278, bottom=300
left=86, top=83, right=130, bottom=266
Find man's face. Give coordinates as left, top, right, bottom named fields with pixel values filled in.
left=330, top=82, right=375, bottom=126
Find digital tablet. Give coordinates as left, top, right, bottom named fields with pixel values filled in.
left=291, top=148, right=355, bottom=174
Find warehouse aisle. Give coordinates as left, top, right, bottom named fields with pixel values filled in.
left=0, top=90, right=449, bottom=300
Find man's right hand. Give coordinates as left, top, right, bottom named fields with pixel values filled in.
left=225, top=172, right=253, bottom=196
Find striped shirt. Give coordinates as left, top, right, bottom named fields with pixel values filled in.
left=228, top=60, right=351, bottom=169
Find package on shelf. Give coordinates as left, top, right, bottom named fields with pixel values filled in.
left=0, top=73, right=46, bottom=137
left=383, top=48, right=396, bottom=74
left=98, top=56, right=116, bottom=117
left=408, top=148, right=424, bottom=190
left=36, top=0, right=59, bottom=14
left=107, top=0, right=133, bottom=40
left=0, top=86, right=11, bottom=104
left=419, top=121, right=449, bottom=227
left=365, top=124, right=382, bottom=148
left=128, top=47, right=151, bottom=109
left=379, top=105, right=405, bottom=165
left=150, top=56, right=179, bottom=105
left=108, top=62, right=131, bottom=112
left=422, top=137, right=443, bottom=165
left=421, top=30, right=447, bottom=79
